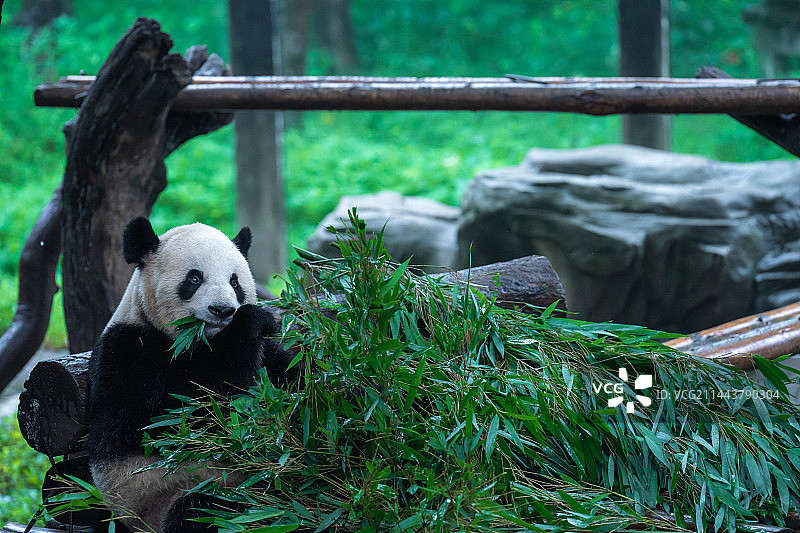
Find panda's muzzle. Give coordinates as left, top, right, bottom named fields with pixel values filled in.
left=208, top=305, right=235, bottom=320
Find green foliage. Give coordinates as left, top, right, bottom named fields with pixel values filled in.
left=0, top=416, right=50, bottom=526
left=144, top=211, right=800, bottom=532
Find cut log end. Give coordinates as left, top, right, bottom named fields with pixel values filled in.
left=17, top=352, right=91, bottom=457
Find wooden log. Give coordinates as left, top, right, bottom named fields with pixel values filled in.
left=34, top=75, right=800, bottom=115
left=442, top=255, right=567, bottom=314
left=15, top=256, right=564, bottom=456
left=17, top=352, right=91, bottom=457
left=665, top=301, right=800, bottom=370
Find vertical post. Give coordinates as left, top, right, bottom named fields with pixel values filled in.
left=228, top=0, right=286, bottom=283
left=618, top=0, right=671, bottom=150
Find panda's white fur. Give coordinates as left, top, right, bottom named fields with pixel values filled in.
left=88, top=218, right=295, bottom=533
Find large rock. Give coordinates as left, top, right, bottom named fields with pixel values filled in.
left=458, top=144, right=800, bottom=332
left=307, top=191, right=459, bottom=270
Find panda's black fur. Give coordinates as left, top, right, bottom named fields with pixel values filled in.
left=88, top=217, right=297, bottom=533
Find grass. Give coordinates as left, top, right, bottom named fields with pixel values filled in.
left=136, top=211, right=800, bottom=532
left=0, top=416, right=50, bottom=527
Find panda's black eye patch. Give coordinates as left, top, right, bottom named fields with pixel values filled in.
left=178, top=269, right=204, bottom=300
left=231, top=273, right=245, bottom=304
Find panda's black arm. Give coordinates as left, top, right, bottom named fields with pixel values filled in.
left=88, top=324, right=173, bottom=459
left=210, top=304, right=300, bottom=389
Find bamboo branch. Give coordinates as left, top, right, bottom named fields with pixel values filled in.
left=34, top=75, right=800, bottom=115
left=665, top=301, right=800, bottom=370
left=15, top=255, right=565, bottom=456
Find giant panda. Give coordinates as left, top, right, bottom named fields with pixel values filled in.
left=88, top=217, right=297, bottom=533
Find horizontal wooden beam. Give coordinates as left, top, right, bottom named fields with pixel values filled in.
left=34, top=75, right=800, bottom=115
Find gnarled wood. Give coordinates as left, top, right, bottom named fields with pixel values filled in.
left=60, top=18, right=232, bottom=353
left=696, top=65, right=800, bottom=158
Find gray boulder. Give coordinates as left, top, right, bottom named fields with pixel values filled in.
left=307, top=191, right=459, bottom=270
left=458, top=144, right=800, bottom=332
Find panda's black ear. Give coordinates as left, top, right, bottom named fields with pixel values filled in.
left=123, top=217, right=160, bottom=268
left=232, top=227, right=252, bottom=259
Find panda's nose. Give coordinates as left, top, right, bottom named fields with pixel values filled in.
left=208, top=305, right=235, bottom=320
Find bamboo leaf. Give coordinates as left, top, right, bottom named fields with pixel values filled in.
left=396, top=514, right=423, bottom=531
left=485, top=414, right=500, bottom=459
left=752, top=396, right=773, bottom=434
left=379, top=257, right=410, bottom=298
left=314, top=507, right=343, bottom=533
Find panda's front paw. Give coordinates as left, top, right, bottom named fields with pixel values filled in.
left=230, top=304, right=280, bottom=339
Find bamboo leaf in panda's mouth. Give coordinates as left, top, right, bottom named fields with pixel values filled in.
left=167, top=315, right=211, bottom=359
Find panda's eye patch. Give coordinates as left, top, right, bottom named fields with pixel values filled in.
left=178, top=269, right=204, bottom=300
left=231, top=273, right=245, bottom=304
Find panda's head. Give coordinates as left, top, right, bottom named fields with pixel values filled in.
left=117, top=217, right=258, bottom=339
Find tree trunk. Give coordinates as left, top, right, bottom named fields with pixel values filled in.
left=60, top=19, right=232, bottom=353
left=281, top=0, right=310, bottom=75
left=14, top=0, right=71, bottom=29
left=617, top=0, right=670, bottom=150
left=277, top=0, right=311, bottom=128
left=313, top=0, right=357, bottom=72
left=228, top=0, right=286, bottom=283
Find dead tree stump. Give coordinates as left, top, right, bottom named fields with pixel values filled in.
left=59, top=18, right=232, bottom=353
